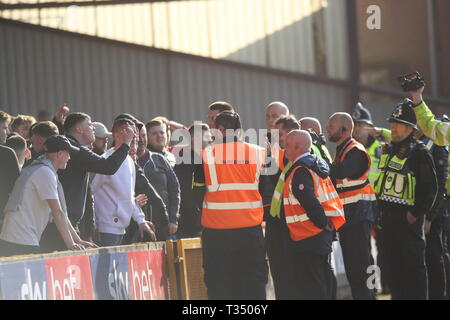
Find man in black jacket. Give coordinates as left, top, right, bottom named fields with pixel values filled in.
left=327, top=113, right=377, bottom=300
left=282, top=130, right=344, bottom=300
left=375, top=100, right=438, bottom=300
left=40, top=112, right=134, bottom=252
left=415, top=129, right=448, bottom=300
left=0, top=111, right=20, bottom=228
left=123, top=120, right=167, bottom=244
left=173, top=123, right=212, bottom=239
left=141, top=119, right=180, bottom=241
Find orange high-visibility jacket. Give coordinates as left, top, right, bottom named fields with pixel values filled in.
left=334, top=139, right=377, bottom=206
left=201, top=140, right=266, bottom=229
left=271, top=147, right=286, bottom=171
left=283, top=165, right=346, bottom=242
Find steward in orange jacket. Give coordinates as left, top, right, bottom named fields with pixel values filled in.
left=282, top=130, right=345, bottom=300
left=193, top=110, right=268, bottom=300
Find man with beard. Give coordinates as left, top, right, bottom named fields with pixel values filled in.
left=327, top=112, right=378, bottom=300
left=142, top=118, right=180, bottom=241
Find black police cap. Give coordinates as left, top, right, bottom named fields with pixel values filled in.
left=352, top=102, right=374, bottom=126
left=387, top=99, right=418, bottom=130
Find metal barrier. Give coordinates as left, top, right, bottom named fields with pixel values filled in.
left=166, top=238, right=207, bottom=300
left=0, top=238, right=350, bottom=300
left=0, top=242, right=167, bottom=300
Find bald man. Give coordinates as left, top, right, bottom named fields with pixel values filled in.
left=326, top=113, right=377, bottom=300
left=265, top=102, right=289, bottom=142
left=299, top=117, right=332, bottom=165
left=299, top=117, right=322, bottom=135
left=282, top=130, right=345, bottom=300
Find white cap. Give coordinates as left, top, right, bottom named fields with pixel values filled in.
left=93, top=122, right=112, bottom=139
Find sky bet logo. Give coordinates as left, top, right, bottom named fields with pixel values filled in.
left=0, top=250, right=166, bottom=300
left=21, top=267, right=47, bottom=300
left=90, top=250, right=166, bottom=300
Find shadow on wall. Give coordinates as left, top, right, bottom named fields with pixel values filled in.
left=224, top=8, right=325, bottom=78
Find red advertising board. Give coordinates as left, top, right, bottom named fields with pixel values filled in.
left=127, top=250, right=166, bottom=300
left=45, top=255, right=95, bottom=300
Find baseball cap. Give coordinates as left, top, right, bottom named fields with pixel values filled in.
left=93, top=122, right=113, bottom=139
left=44, top=135, right=80, bottom=153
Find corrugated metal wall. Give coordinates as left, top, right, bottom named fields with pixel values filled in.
left=0, top=19, right=349, bottom=132
left=0, top=0, right=349, bottom=80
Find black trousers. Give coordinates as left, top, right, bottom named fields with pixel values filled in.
left=291, top=251, right=331, bottom=300
left=444, top=230, right=450, bottom=299
left=443, top=206, right=450, bottom=299
left=374, top=227, right=391, bottom=293
left=426, top=218, right=446, bottom=300
left=201, top=225, right=268, bottom=300
left=382, top=209, right=428, bottom=300
left=265, top=217, right=297, bottom=299
left=339, top=220, right=376, bottom=300
left=39, top=222, right=67, bottom=253
left=154, top=221, right=169, bottom=241
left=0, top=239, right=41, bottom=257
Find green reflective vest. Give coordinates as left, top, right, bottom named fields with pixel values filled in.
left=374, top=154, right=416, bottom=206
left=366, top=140, right=382, bottom=187
left=311, top=143, right=332, bottom=164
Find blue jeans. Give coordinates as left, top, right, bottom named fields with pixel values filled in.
left=98, top=233, right=124, bottom=247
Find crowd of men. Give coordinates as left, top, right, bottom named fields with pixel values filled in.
left=0, top=84, right=449, bottom=300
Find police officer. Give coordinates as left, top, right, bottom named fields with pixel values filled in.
left=352, top=102, right=390, bottom=295
left=414, top=125, right=448, bottom=300
left=282, top=130, right=346, bottom=299
left=193, top=110, right=268, bottom=300
left=352, top=103, right=383, bottom=185
left=327, top=112, right=378, bottom=300
left=375, top=99, right=438, bottom=300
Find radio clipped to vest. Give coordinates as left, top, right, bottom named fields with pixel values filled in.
left=374, top=154, right=416, bottom=206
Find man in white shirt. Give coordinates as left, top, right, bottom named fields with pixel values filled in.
left=91, top=118, right=155, bottom=247
left=0, top=135, right=97, bottom=257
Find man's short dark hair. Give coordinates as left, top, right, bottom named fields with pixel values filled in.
left=275, top=115, right=300, bottom=131
left=188, top=123, right=209, bottom=135
left=31, top=121, right=59, bottom=138
left=214, top=111, right=242, bottom=130
left=112, top=118, right=135, bottom=133
left=208, top=101, right=234, bottom=113
left=63, top=112, right=90, bottom=134
left=6, top=134, right=27, bottom=155
left=0, top=110, right=11, bottom=123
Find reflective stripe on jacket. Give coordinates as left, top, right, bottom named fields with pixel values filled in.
left=202, top=141, right=266, bottom=229
left=334, top=139, right=377, bottom=205
left=283, top=166, right=345, bottom=241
